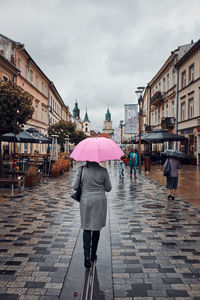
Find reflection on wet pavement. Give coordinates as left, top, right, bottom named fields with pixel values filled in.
left=0, top=161, right=200, bottom=299
left=144, top=164, right=200, bottom=208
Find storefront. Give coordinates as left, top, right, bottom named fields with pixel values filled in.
left=197, top=127, right=200, bottom=165
left=180, top=127, right=197, bottom=165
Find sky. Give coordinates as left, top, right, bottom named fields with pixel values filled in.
left=0, top=0, right=200, bottom=131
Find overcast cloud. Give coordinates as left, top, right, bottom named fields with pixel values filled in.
left=0, top=0, right=200, bottom=131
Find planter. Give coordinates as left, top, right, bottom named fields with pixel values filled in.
left=25, top=175, right=39, bottom=187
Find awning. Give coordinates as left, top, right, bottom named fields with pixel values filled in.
left=143, top=129, right=186, bottom=142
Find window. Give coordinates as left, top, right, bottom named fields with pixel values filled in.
left=41, top=82, right=44, bottom=94
left=188, top=98, right=194, bottom=118
left=163, top=77, right=165, bottom=94
left=45, top=85, right=47, bottom=96
left=18, top=57, right=22, bottom=71
left=166, top=73, right=169, bottom=91
left=152, top=112, right=154, bottom=125
left=171, top=100, right=175, bottom=117
left=166, top=103, right=168, bottom=117
left=35, top=75, right=38, bottom=88
left=158, top=108, right=160, bottom=123
left=181, top=71, right=186, bottom=88
left=35, top=103, right=38, bottom=120
left=2, top=75, right=8, bottom=82
left=181, top=102, right=185, bottom=121
left=172, top=68, right=175, bottom=86
left=159, top=82, right=161, bottom=91
left=162, top=104, right=165, bottom=117
left=189, top=64, right=194, bottom=82
left=25, top=64, right=28, bottom=79
left=30, top=70, right=33, bottom=83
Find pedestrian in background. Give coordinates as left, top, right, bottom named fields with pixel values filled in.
left=129, top=148, right=138, bottom=178
left=164, top=156, right=181, bottom=200
left=118, top=156, right=125, bottom=178
left=72, top=161, right=112, bottom=268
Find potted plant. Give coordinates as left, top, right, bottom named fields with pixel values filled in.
left=25, top=166, right=39, bottom=187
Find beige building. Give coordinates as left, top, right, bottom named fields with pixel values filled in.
left=0, top=33, right=70, bottom=154
left=176, top=39, right=200, bottom=164
left=0, top=54, right=19, bottom=82
left=143, top=42, right=200, bottom=161
left=49, top=82, right=70, bottom=126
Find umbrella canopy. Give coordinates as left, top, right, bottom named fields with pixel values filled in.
left=2, top=133, right=20, bottom=142
left=130, top=134, right=148, bottom=144
left=143, top=129, right=186, bottom=142
left=17, top=131, right=37, bottom=143
left=26, top=128, right=51, bottom=144
left=70, top=137, right=125, bottom=162
left=163, top=149, right=187, bottom=158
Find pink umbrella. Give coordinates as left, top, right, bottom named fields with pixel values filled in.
left=70, top=137, right=125, bottom=162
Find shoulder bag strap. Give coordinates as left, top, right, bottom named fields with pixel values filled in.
left=79, top=166, right=83, bottom=186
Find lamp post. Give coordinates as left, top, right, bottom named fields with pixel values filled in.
left=135, top=87, right=145, bottom=173
left=120, top=120, right=124, bottom=146
left=65, top=137, right=70, bottom=153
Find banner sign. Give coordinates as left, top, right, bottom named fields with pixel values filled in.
left=124, top=104, right=138, bottom=134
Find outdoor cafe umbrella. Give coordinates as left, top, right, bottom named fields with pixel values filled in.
left=26, top=128, right=51, bottom=144
left=2, top=133, right=20, bottom=142
left=70, top=137, right=125, bottom=162
left=163, top=149, right=187, bottom=158
left=17, top=131, right=37, bottom=143
left=143, top=129, right=186, bottom=142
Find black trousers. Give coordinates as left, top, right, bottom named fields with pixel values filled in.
left=83, top=230, right=100, bottom=256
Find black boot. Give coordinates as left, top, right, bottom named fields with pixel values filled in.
left=83, top=230, right=91, bottom=268
left=84, top=255, right=91, bottom=268
left=91, top=251, right=97, bottom=262
left=91, top=231, right=99, bottom=262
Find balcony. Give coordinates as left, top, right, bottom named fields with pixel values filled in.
left=150, top=91, right=163, bottom=105
left=145, top=125, right=152, bottom=132
left=161, top=117, right=176, bottom=129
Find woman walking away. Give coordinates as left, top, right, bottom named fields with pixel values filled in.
left=164, top=156, right=181, bottom=200
left=72, top=161, right=112, bottom=269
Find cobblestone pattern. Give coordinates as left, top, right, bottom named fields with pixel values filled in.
left=108, top=163, right=200, bottom=300
left=0, top=171, right=80, bottom=300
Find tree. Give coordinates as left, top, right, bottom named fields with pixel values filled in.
left=72, top=130, right=87, bottom=145
left=0, top=80, right=34, bottom=174
left=48, top=120, right=87, bottom=149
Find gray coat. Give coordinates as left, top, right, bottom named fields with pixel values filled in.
left=164, top=157, right=181, bottom=177
left=72, top=162, right=112, bottom=231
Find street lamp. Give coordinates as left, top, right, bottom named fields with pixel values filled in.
left=64, top=136, right=70, bottom=153
left=135, top=87, right=145, bottom=173
left=120, top=120, right=124, bottom=145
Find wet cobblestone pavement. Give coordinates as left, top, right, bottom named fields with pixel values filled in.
left=0, top=162, right=200, bottom=299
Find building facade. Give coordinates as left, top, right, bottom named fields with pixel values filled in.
left=142, top=40, right=200, bottom=164
left=0, top=33, right=70, bottom=154
left=176, top=40, right=200, bottom=164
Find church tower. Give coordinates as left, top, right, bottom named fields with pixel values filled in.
left=73, top=101, right=80, bottom=119
left=83, top=109, right=91, bottom=136
left=102, top=108, right=114, bottom=137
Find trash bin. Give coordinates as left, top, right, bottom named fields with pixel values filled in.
left=144, top=156, right=150, bottom=171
